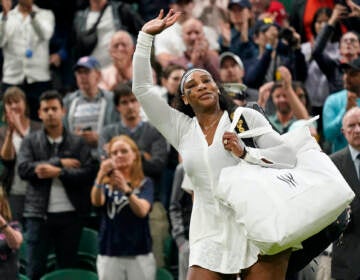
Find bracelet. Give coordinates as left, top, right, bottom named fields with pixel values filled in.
left=95, top=183, right=103, bottom=189
left=0, top=223, right=8, bottom=232
left=124, top=190, right=133, bottom=198
left=239, top=147, right=247, bottom=159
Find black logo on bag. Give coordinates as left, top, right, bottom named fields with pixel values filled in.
left=277, top=173, right=297, bottom=188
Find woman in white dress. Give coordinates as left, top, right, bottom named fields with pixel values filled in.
left=132, top=10, right=298, bottom=280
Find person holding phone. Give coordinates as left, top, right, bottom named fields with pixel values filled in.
left=91, top=135, right=155, bottom=280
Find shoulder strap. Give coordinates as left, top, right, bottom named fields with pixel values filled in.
left=89, top=3, right=109, bottom=31
left=229, top=106, right=273, bottom=147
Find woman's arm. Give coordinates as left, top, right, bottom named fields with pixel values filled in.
left=132, top=10, right=191, bottom=149
left=90, top=159, right=113, bottom=207
left=0, top=216, right=23, bottom=250
left=0, top=128, right=15, bottom=160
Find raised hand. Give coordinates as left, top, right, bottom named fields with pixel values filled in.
left=1, top=0, right=11, bottom=16
left=347, top=0, right=360, bottom=17
left=141, top=9, right=181, bottom=35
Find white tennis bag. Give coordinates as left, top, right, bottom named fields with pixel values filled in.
left=215, top=107, right=355, bottom=255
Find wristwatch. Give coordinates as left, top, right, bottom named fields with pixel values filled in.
left=125, top=190, right=133, bottom=198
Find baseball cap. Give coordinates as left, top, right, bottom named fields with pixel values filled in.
left=220, top=52, right=244, bottom=69
left=228, top=0, right=251, bottom=9
left=267, top=1, right=287, bottom=25
left=340, top=57, right=360, bottom=72
left=74, top=56, right=101, bottom=71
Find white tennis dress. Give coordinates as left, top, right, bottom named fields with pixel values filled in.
left=132, top=31, right=297, bottom=274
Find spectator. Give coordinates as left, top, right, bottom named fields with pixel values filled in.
left=0, top=87, right=41, bottom=224
left=312, top=4, right=360, bottom=94
left=91, top=135, right=156, bottom=280
left=258, top=66, right=309, bottom=134
left=323, top=57, right=360, bottom=153
left=98, top=83, right=168, bottom=267
left=170, top=17, right=220, bottom=81
left=98, top=83, right=167, bottom=195
left=330, top=106, right=360, bottom=280
left=154, top=0, right=219, bottom=68
left=244, top=18, right=308, bottom=89
left=0, top=0, right=55, bottom=121
left=160, top=64, right=186, bottom=106
left=0, top=186, right=23, bottom=279
left=99, top=30, right=135, bottom=91
left=63, top=56, right=119, bottom=159
left=169, top=163, right=192, bottom=280
left=219, top=51, right=259, bottom=103
left=36, top=0, right=79, bottom=94
left=290, top=0, right=334, bottom=43
left=18, top=91, right=97, bottom=279
left=198, top=0, right=228, bottom=36
left=72, top=0, right=143, bottom=68
left=219, top=0, right=257, bottom=69
left=301, top=7, right=341, bottom=133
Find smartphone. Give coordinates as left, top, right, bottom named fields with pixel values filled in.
left=82, top=126, right=92, bottom=131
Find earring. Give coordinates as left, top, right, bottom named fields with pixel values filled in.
left=218, top=91, right=221, bottom=95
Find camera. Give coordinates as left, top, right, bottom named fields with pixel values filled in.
left=279, top=28, right=298, bottom=48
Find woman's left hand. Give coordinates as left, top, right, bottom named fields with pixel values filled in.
left=141, top=9, right=181, bottom=35
left=222, top=131, right=245, bottom=158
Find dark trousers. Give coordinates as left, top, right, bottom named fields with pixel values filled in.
left=1, top=80, right=52, bottom=121
left=25, top=212, right=82, bottom=280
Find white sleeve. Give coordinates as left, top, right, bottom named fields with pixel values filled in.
left=132, top=31, right=191, bottom=150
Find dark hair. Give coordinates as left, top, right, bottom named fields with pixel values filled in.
left=39, top=90, right=63, bottom=107
left=113, top=82, right=133, bottom=106
left=270, top=81, right=284, bottom=95
left=162, top=63, right=186, bottom=80
left=292, top=81, right=312, bottom=112
left=173, top=83, right=236, bottom=117
left=311, top=7, right=341, bottom=42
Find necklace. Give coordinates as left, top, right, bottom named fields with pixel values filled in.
left=201, top=114, right=222, bottom=137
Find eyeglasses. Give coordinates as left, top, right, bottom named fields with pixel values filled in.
left=341, top=37, right=359, bottom=44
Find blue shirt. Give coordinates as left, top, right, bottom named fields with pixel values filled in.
left=98, top=177, right=154, bottom=256
left=323, top=89, right=360, bottom=153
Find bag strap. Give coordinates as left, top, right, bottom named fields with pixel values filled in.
left=89, top=3, right=109, bottom=31
left=229, top=107, right=273, bottom=138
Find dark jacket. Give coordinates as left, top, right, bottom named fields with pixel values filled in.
left=330, top=147, right=360, bottom=280
left=312, top=24, right=344, bottom=94
left=17, top=127, right=97, bottom=219
left=244, top=42, right=308, bottom=89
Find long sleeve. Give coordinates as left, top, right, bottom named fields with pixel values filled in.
left=31, top=6, right=55, bottom=41
left=132, top=31, right=192, bottom=150
left=322, top=91, right=347, bottom=142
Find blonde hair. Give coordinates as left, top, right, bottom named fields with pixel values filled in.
left=107, top=135, right=144, bottom=188
left=3, top=86, right=29, bottom=117
left=0, top=187, right=12, bottom=222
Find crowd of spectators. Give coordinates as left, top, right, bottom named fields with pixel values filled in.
left=0, top=0, right=360, bottom=279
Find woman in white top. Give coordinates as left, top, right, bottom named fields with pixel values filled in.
left=132, top=10, right=298, bottom=280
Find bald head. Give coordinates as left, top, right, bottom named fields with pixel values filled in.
left=342, top=107, right=360, bottom=150
left=182, top=18, right=205, bottom=50
left=109, top=31, right=134, bottom=65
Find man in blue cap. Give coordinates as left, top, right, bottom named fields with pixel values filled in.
left=220, top=0, right=257, bottom=69
left=63, top=56, right=119, bottom=160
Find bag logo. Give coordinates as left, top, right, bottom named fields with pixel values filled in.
left=277, top=173, right=297, bottom=188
